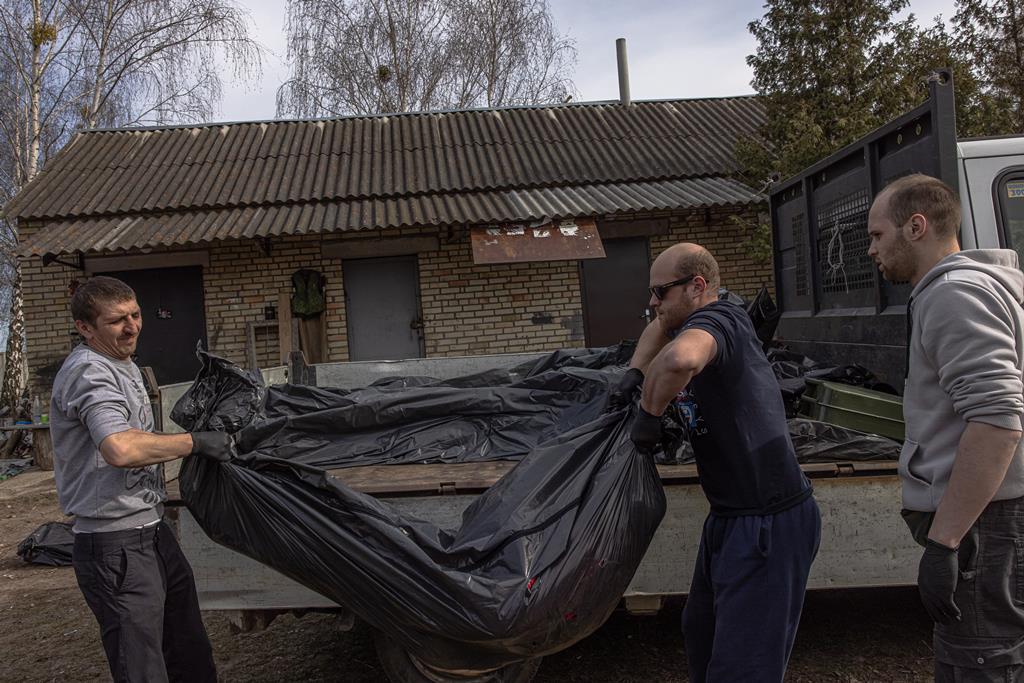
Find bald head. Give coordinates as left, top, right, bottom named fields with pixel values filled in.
left=878, top=174, right=960, bottom=240
left=654, top=243, right=721, bottom=290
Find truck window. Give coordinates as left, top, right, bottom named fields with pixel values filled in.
left=997, top=171, right=1024, bottom=268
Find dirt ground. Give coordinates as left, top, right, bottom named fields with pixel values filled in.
left=0, top=469, right=934, bottom=682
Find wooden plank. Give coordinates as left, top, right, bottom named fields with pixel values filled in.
left=83, top=250, right=210, bottom=274
left=470, top=218, right=605, bottom=265
left=277, top=292, right=292, bottom=366
left=328, top=461, right=517, bottom=495
left=322, top=235, right=439, bottom=260
left=32, top=428, right=53, bottom=471
left=597, top=217, right=670, bottom=239
left=245, top=322, right=258, bottom=371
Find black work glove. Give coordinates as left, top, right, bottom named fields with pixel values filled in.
left=608, top=368, right=644, bottom=411
left=190, top=431, right=237, bottom=463
left=918, top=539, right=961, bottom=624
left=630, top=407, right=663, bottom=455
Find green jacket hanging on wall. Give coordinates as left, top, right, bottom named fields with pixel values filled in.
left=291, top=269, right=326, bottom=319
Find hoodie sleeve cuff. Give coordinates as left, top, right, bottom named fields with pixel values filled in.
left=965, top=412, right=1024, bottom=432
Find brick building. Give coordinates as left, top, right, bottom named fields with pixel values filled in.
left=4, top=97, right=771, bottom=394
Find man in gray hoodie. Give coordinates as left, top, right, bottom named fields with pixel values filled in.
left=867, top=174, right=1024, bottom=681
left=51, top=276, right=235, bottom=683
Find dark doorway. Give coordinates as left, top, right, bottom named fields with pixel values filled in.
left=343, top=256, right=424, bottom=361
left=101, top=266, right=208, bottom=385
left=581, top=237, right=651, bottom=346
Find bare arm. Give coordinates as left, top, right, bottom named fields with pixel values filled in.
left=629, top=319, right=673, bottom=373
left=928, top=421, right=1021, bottom=547
left=639, top=329, right=718, bottom=416
left=99, top=429, right=195, bottom=468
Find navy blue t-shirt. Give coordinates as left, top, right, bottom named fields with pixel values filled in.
left=671, top=301, right=811, bottom=516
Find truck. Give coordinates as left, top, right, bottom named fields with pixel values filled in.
left=771, top=68, right=1024, bottom=386
left=164, top=68, right=1024, bottom=683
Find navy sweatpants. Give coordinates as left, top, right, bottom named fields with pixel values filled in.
left=682, top=495, right=821, bottom=683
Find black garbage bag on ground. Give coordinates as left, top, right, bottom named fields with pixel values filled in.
left=173, top=346, right=665, bottom=672
left=0, top=458, right=31, bottom=481
left=17, top=521, right=74, bottom=566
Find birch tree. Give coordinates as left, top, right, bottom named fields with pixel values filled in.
left=277, top=0, right=576, bottom=117
left=0, top=0, right=261, bottom=415
left=0, top=0, right=82, bottom=416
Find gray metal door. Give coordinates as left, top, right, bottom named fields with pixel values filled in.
left=581, top=237, right=651, bottom=346
left=343, top=256, right=424, bottom=361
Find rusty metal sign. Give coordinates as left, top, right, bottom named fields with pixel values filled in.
left=470, top=218, right=606, bottom=265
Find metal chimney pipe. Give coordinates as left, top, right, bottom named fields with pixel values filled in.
left=616, top=38, right=631, bottom=106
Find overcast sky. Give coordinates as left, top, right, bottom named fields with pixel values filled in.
left=217, top=0, right=960, bottom=123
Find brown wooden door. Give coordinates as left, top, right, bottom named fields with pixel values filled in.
left=581, top=237, right=651, bottom=346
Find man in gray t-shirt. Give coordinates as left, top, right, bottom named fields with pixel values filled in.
left=51, top=276, right=232, bottom=683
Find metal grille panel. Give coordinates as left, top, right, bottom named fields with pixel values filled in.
left=815, top=191, right=874, bottom=293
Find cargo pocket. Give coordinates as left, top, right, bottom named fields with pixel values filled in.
left=1015, top=539, right=1024, bottom=606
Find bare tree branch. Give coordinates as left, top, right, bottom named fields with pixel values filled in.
left=277, top=0, right=576, bottom=118
left=0, top=0, right=264, bottom=411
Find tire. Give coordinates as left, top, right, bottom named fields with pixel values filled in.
left=372, top=629, right=541, bottom=683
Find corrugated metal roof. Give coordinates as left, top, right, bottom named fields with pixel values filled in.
left=19, top=176, right=762, bottom=256
left=7, top=96, right=766, bottom=255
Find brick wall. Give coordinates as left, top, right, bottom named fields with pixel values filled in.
left=419, top=236, right=584, bottom=356
left=19, top=220, right=82, bottom=398
left=654, top=205, right=774, bottom=296
left=19, top=204, right=772, bottom=397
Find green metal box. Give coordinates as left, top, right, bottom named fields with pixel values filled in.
left=798, top=379, right=904, bottom=441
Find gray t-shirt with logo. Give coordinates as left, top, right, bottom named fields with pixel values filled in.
left=50, top=344, right=165, bottom=533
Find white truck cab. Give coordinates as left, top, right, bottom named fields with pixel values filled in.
left=957, top=136, right=1024, bottom=257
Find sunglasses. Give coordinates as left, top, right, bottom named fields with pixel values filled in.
left=649, top=274, right=697, bottom=301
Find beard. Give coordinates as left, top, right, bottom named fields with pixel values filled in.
left=880, top=233, right=916, bottom=283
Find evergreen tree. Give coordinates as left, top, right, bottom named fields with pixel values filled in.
left=954, top=0, right=1024, bottom=134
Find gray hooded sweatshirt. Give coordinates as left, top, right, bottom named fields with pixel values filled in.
left=901, top=249, right=1024, bottom=511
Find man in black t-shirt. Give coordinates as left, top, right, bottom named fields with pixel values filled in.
left=622, top=242, right=821, bottom=683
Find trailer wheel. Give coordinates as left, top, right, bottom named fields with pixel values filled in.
left=373, top=630, right=541, bottom=683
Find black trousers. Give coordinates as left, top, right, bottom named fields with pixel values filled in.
left=72, top=521, right=216, bottom=683
left=933, top=495, right=1024, bottom=683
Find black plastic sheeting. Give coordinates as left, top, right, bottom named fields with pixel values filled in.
left=171, top=337, right=900, bottom=671
left=0, top=458, right=31, bottom=481
left=788, top=419, right=901, bottom=462
left=174, top=345, right=666, bottom=671
left=660, top=418, right=901, bottom=466
left=720, top=285, right=781, bottom=351
left=17, top=521, right=74, bottom=567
